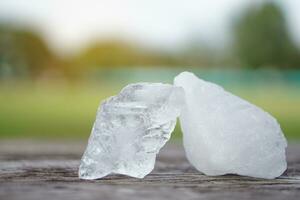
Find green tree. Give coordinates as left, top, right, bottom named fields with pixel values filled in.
left=233, top=2, right=300, bottom=68
left=0, top=25, right=56, bottom=78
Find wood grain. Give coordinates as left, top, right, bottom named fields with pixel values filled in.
left=0, top=140, right=299, bottom=200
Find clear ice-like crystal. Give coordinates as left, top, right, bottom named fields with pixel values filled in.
left=79, top=83, right=184, bottom=179
left=174, top=72, right=287, bottom=179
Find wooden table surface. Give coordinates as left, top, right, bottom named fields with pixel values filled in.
left=0, top=140, right=299, bottom=200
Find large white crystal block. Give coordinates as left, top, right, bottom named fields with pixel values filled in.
left=79, top=83, right=184, bottom=179
left=174, top=72, right=287, bottom=179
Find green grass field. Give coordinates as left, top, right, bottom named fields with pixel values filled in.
left=0, top=81, right=299, bottom=140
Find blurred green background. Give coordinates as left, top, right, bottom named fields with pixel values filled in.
left=0, top=1, right=299, bottom=140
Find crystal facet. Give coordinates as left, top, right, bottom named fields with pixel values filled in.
left=79, top=83, right=184, bottom=179
left=174, top=72, right=287, bottom=179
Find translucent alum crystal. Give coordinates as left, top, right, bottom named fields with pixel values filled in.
left=174, top=72, right=287, bottom=179
left=79, top=83, right=184, bottom=179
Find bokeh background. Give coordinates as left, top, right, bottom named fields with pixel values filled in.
left=0, top=0, right=299, bottom=140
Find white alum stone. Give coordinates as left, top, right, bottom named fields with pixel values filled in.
left=174, top=71, right=287, bottom=179
left=79, top=83, right=184, bottom=179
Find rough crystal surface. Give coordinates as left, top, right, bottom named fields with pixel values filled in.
left=79, top=83, right=184, bottom=179
left=174, top=71, right=287, bottom=179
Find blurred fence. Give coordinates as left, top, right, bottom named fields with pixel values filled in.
left=90, top=68, right=300, bottom=87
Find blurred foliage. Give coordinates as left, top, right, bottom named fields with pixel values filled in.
left=1, top=2, right=300, bottom=81
left=234, top=2, right=300, bottom=68
left=0, top=26, right=182, bottom=80
left=0, top=25, right=58, bottom=78
left=76, top=40, right=177, bottom=68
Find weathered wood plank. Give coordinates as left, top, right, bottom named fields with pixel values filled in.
left=0, top=140, right=299, bottom=200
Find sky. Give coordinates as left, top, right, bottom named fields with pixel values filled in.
left=0, top=0, right=299, bottom=55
